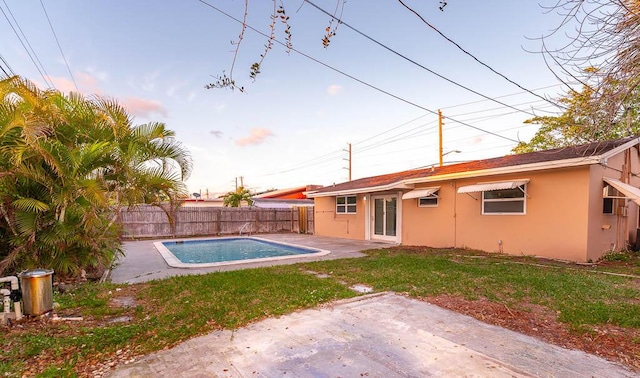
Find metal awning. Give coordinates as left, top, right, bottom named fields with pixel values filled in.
left=457, top=179, right=530, bottom=194
left=603, top=177, right=640, bottom=206
left=402, top=187, right=440, bottom=200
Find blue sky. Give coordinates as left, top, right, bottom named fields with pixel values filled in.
left=1, top=1, right=567, bottom=197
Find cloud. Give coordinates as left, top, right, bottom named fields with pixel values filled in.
left=121, top=97, right=168, bottom=118
left=46, top=77, right=77, bottom=93
left=327, top=84, right=342, bottom=96
left=141, top=70, right=161, bottom=92
left=166, top=81, right=187, bottom=99
left=75, top=72, right=102, bottom=93
left=235, top=128, right=274, bottom=147
left=85, top=66, right=109, bottom=81
left=45, top=71, right=103, bottom=95
left=210, top=130, right=223, bottom=138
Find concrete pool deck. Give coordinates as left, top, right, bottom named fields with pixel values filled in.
left=109, top=233, right=390, bottom=284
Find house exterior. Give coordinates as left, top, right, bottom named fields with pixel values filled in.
left=307, top=137, right=640, bottom=262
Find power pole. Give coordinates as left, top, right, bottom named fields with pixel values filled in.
left=235, top=177, right=238, bottom=191
left=239, top=176, right=244, bottom=188
left=438, top=109, right=444, bottom=167
left=343, top=143, right=352, bottom=181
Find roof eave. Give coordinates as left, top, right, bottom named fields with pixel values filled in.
left=403, top=155, right=603, bottom=185
left=600, top=137, right=640, bottom=160
left=307, top=182, right=413, bottom=198
left=307, top=138, right=640, bottom=198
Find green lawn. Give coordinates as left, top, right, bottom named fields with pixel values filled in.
left=2, top=247, right=639, bottom=377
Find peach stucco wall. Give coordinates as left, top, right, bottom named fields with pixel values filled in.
left=402, top=183, right=456, bottom=248
left=453, top=168, right=590, bottom=261
left=314, top=195, right=366, bottom=240
left=313, top=146, right=640, bottom=262
left=586, top=150, right=640, bottom=261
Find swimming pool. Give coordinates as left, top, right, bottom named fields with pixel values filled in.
left=154, top=237, right=330, bottom=268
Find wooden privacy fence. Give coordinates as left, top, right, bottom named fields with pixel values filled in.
left=119, top=206, right=314, bottom=239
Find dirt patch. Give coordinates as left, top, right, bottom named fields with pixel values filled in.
left=425, top=294, right=640, bottom=371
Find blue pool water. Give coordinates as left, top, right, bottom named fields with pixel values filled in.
left=160, top=238, right=321, bottom=265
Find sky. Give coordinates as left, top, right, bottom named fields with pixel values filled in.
left=0, top=0, right=571, bottom=198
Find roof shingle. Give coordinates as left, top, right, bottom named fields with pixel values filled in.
left=312, top=137, right=635, bottom=194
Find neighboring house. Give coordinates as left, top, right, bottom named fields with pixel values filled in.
left=252, top=185, right=320, bottom=209
left=307, top=137, right=640, bottom=262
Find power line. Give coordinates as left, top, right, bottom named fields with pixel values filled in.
left=0, top=52, right=15, bottom=78
left=354, top=99, right=555, bottom=155
left=2, top=0, right=53, bottom=86
left=0, top=3, right=53, bottom=87
left=39, top=0, right=78, bottom=92
left=396, top=0, right=565, bottom=110
left=197, top=0, right=518, bottom=143
left=440, top=84, right=563, bottom=110
left=303, top=0, right=544, bottom=118
left=353, top=113, right=430, bottom=147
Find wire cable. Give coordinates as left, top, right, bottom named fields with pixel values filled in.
left=396, top=0, right=565, bottom=110
left=0, top=3, right=53, bottom=87
left=39, top=0, right=78, bottom=92
left=440, top=84, right=563, bottom=110
left=303, top=0, right=544, bottom=118
left=2, top=0, right=53, bottom=86
left=197, top=0, right=519, bottom=143
left=0, top=52, right=15, bottom=77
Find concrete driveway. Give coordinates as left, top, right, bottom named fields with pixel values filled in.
left=106, top=292, right=635, bottom=378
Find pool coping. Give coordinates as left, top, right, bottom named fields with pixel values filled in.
left=153, top=236, right=331, bottom=268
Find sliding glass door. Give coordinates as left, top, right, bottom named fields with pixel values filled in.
left=372, top=196, right=397, bottom=241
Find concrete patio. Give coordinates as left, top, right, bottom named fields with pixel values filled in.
left=107, top=292, right=635, bottom=377
left=107, top=233, right=637, bottom=377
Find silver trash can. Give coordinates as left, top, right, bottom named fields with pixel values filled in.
left=19, top=269, right=54, bottom=315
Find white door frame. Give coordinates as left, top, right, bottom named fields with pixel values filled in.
left=367, top=193, right=402, bottom=243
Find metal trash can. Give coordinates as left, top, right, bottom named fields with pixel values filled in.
left=19, top=269, right=54, bottom=315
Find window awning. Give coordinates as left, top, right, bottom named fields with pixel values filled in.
left=457, top=179, right=530, bottom=194
left=603, top=177, right=640, bottom=206
left=402, top=187, right=440, bottom=200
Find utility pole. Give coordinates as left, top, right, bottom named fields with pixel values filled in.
left=234, top=176, right=245, bottom=191
left=343, top=143, right=352, bottom=181
left=438, top=109, right=444, bottom=167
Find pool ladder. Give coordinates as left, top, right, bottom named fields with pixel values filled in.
left=239, top=222, right=252, bottom=236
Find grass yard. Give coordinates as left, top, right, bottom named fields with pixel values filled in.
left=2, top=246, right=640, bottom=377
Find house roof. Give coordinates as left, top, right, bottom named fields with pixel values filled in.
left=252, top=198, right=315, bottom=208
left=253, top=185, right=322, bottom=199
left=307, top=137, right=640, bottom=198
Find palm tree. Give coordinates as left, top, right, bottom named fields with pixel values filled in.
left=0, top=76, right=192, bottom=277
left=222, top=187, right=253, bottom=207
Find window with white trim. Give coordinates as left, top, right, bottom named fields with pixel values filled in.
left=418, top=191, right=439, bottom=207
left=336, top=195, right=357, bottom=214
left=482, top=185, right=526, bottom=214
left=603, top=184, right=624, bottom=215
